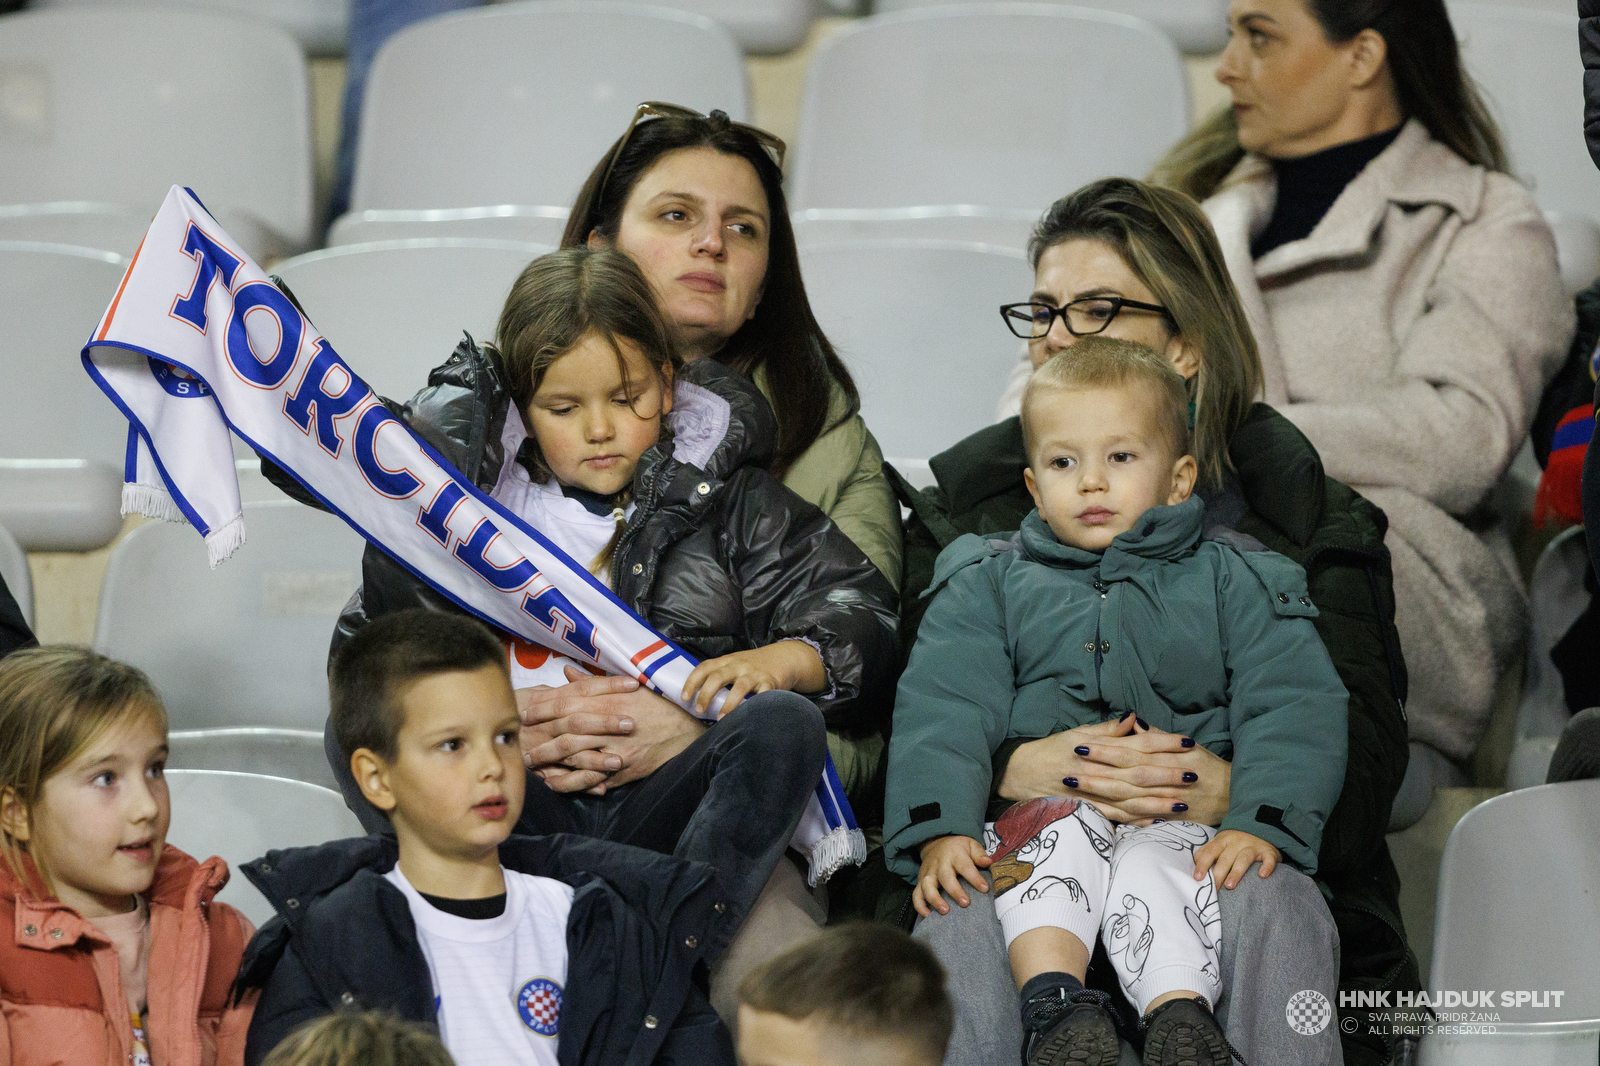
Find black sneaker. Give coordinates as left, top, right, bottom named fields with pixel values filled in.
left=1139, top=998, right=1247, bottom=1066
left=1023, top=988, right=1122, bottom=1066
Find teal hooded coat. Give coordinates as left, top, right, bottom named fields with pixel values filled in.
left=884, top=496, right=1348, bottom=880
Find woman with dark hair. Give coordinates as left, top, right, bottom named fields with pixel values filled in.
left=897, top=177, right=1412, bottom=1066
left=1150, top=0, right=1572, bottom=799
left=560, top=104, right=901, bottom=587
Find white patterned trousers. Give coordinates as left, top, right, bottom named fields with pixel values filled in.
left=987, top=796, right=1222, bottom=1015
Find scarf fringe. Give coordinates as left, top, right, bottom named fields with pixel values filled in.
left=204, top=513, right=246, bottom=569
left=805, top=826, right=868, bottom=888
left=121, top=483, right=186, bottom=524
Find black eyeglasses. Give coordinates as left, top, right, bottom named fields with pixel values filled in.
left=598, top=102, right=788, bottom=203
left=999, top=298, right=1171, bottom=340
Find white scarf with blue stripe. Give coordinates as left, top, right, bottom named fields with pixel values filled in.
left=81, top=187, right=864, bottom=885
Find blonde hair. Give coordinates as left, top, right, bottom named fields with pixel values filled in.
left=1022, top=338, right=1192, bottom=466
left=260, top=1012, right=455, bottom=1066
left=0, top=646, right=166, bottom=897
left=496, top=246, right=681, bottom=576
left=1027, top=178, right=1261, bottom=489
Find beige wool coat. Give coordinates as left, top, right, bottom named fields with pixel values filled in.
left=1203, top=119, right=1574, bottom=761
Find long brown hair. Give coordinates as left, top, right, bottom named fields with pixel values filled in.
left=496, top=247, right=679, bottom=576
left=0, top=646, right=165, bottom=898
left=1150, top=0, right=1507, bottom=201
left=1028, top=179, right=1263, bottom=489
left=562, top=109, right=858, bottom=479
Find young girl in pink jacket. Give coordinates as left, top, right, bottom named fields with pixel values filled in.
left=0, top=647, right=256, bottom=1065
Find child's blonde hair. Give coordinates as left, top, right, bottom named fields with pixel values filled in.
left=260, top=1011, right=455, bottom=1066
left=1021, top=337, right=1193, bottom=467
left=0, top=646, right=165, bottom=897
left=495, top=246, right=682, bottom=574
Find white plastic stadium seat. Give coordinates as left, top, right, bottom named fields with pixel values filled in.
left=789, top=6, right=1189, bottom=219
left=652, top=0, right=819, bottom=53
left=0, top=521, right=33, bottom=628
left=31, top=0, right=349, bottom=57
left=792, top=207, right=1037, bottom=253
left=1544, top=211, right=1600, bottom=296
left=167, top=728, right=338, bottom=791
left=1417, top=780, right=1600, bottom=1065
left=0, top=7, right=313, bottom=260
left=1506, top=527, right=1591, bottom=789
left=1450, top=4, right=1600, bottom=223
left=163, top=770, right=364, bottom=928
left=799, top=239, right=1035, bottom=464
left=0, top=243, right=134, bottom=551
left=872, top=0, right=1230, bottom=53
left=347, top=2, right=748, bottom=223
left=94, top=501, right=366, bottom=732
left=270, top=239, right=551, bottom=402
left=327, top=205, right=572, bottom=249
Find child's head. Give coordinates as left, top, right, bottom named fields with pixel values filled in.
left=330, top=610, right=523, bottom=863
left=1021, top=336, right=1198, bottom=551
left=497, top=246, right=682, bottom=498
left=0, top=646, right=169, bottom=916
left=260, top=1010, right=455, bottom=1066
left=736, top=923, right=953, bottom=1066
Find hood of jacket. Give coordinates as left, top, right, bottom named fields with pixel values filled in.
left=1016, top=497, right=1204, bottom=572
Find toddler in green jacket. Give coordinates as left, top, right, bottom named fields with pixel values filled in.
left=884, top=340, right=1348, bottom=1066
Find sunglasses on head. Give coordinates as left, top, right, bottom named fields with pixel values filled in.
left=598, top=101, right=788, bottom=202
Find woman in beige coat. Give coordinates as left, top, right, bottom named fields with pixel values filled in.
left=1154, top=0, right=1573, bottom=781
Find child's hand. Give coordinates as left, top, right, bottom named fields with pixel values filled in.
left=680, top=640, right=826, bottom=717
left=1193, top=830, right=1280, bottom=890
left=913, top=835, right=994, bottom=917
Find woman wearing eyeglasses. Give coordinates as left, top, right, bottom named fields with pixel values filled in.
left=897, top=177, right=1410, bottom=1066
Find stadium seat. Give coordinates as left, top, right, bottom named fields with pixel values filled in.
left=792, top=207, right=1037, bottom=252
left=163, top=770, right=364, bottom=928
left=872, top=0, right=1230, bottom=53
left=344, top=1, right=748, bottom=232
left=789, top=6, right=1189, bottom=222
left=167, top=727, right=338, bottom=792
left=32, top=0, right=349, bottom=57
left=1544, top=211, right=1600, bottom=296
left=1451, top=4, right=1600, bottom=224
left=1507, top=527, right=1590, bottom=789
left=94, top=501, right=366, bottom=732
left=328, top=205, right=572, bottom=249
left=799, top=239, right=1035, bottom=466
left=0, top=520, right=33, bottom=628
left=656, top=0, right=820, bottom=53
left=1419, top=780, right=1600, bottom=1063
left=0, top=243, right=135, bottom=551
left=270, top=239, right=551, bottom=402
left=0, top=6, right=313, bottom=259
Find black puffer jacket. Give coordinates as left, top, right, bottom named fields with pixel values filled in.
left=1583, top=0, right=1600, bottom=573
left=236, top=833, right=735, bottom=1066
left=265, top=336, right=899, bottom=731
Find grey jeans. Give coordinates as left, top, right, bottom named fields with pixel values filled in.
left=914, top=863, right=1342, bottom=1066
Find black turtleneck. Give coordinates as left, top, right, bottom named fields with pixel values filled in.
left=1251, top=125, right=1402, bottom=259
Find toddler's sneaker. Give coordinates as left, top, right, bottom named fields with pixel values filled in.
left=1023, top=987, right=1121, bottom=1066
left=1139, top=997, right=1246, bottom=1066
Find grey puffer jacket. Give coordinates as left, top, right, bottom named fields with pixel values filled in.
left=266, top=336, right=899, bottom=730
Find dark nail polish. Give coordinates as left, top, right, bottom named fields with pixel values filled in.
left=1183, top=771, right=1198, bottom=783
left=1172, top=803, right=1189, bottom=813
left=1074, top=745, right=1091, bottom=756
left=1064, top=777, right=1078, bottom=788
left=1181, top=737, right=1195, bottom=748
left=1136, top=717, right=1149, bottom=729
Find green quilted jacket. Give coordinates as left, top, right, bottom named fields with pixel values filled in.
left=885, top=497, right=1348, bottom=878
left=889, top=404, right=1418, bottom=1066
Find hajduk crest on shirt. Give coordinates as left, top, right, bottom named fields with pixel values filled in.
left=81, top=186, right=864, bottom=885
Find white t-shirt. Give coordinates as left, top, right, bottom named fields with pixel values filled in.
left=386, top=865, right=576, bottom=1066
